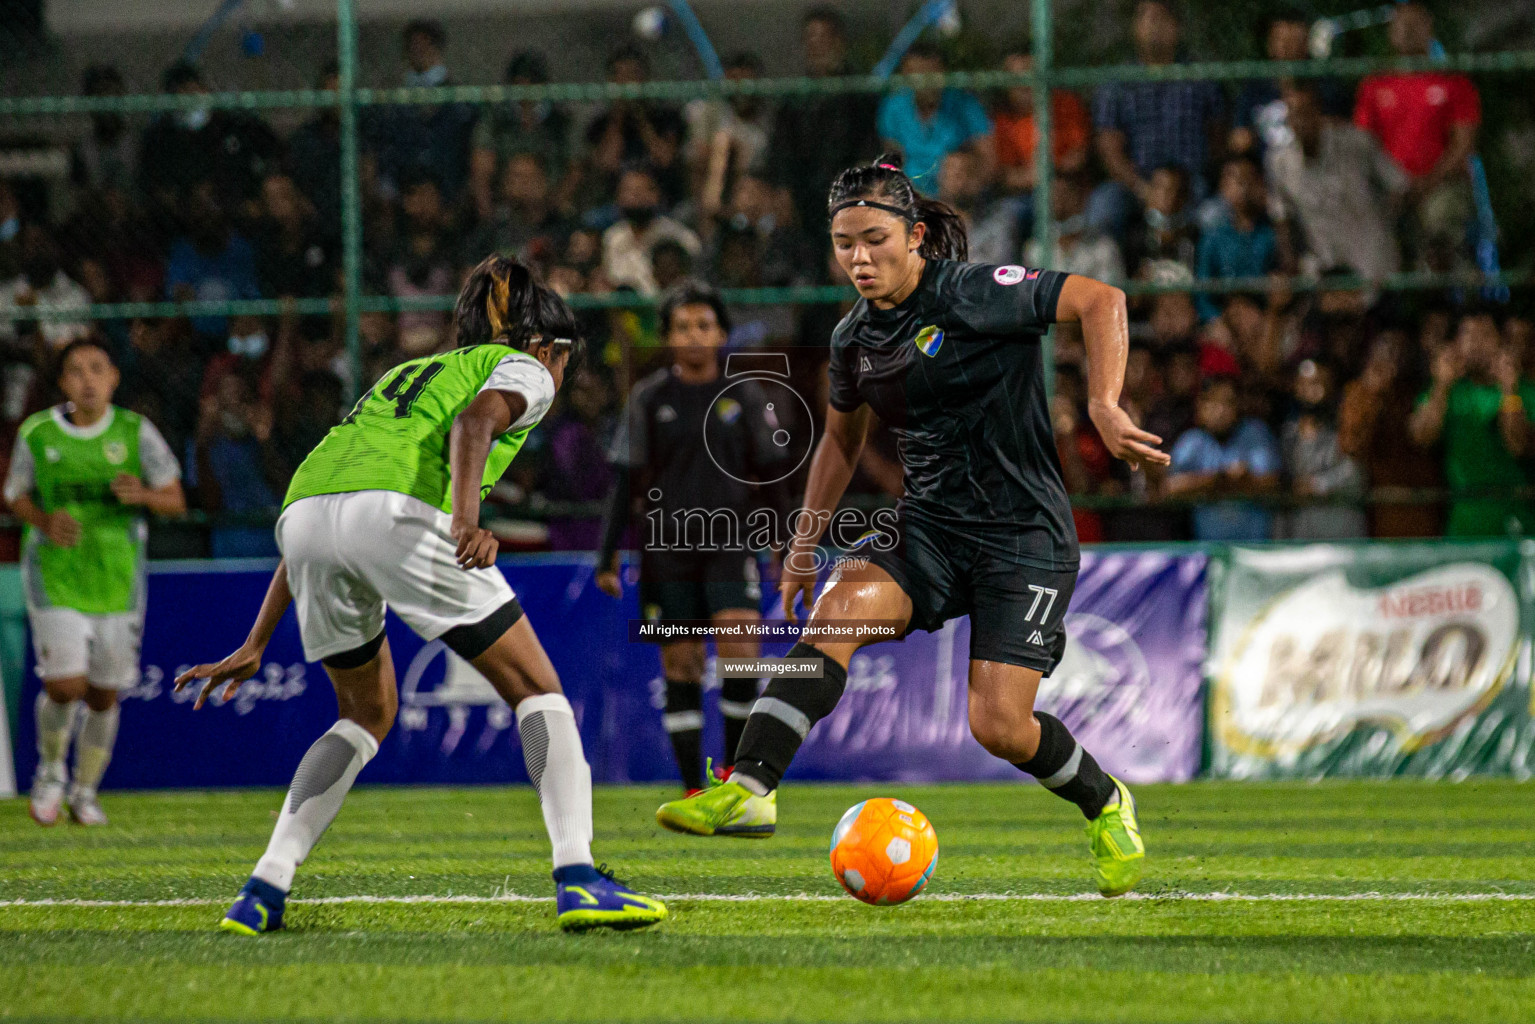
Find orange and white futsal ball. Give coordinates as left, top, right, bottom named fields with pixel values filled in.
left=829, top=798, right=939, bottom=905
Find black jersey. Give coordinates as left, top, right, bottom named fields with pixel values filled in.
left=609, top=365, right=786, bottom=520
left=828, top=258, right=1078, bottom=569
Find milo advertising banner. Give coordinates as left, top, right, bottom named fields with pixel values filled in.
left=1209, top=542, right=1535, bottom=778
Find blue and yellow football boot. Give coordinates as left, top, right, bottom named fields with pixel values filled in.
left=554, top=864, right=668, bottom=932
left=220, top=877, right=287, bottom=935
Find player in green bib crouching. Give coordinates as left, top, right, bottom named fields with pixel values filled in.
left=176, top=256, right=667, bottom=934
left=6, top=339, right=186, bottom=826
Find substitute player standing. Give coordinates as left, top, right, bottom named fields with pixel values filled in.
left=596, top=281, right=787, bottom=793
left=176, top=256, right=667, bottom=933
left=657, top=159, right=1169, bottom=897
left=9, top=339, right=186, bottom=826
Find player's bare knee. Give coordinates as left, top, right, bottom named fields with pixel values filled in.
left=968, top=701, right=1036, bottom=761
left=43, top=677, right=88, bottom=703
left=82, top=685, right=119, bottom=712
left=661, top=641, right=704, bottom=680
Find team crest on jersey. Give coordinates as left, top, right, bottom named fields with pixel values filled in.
left=103, top=441, right=128, bottom=465
left=44, top=446, right=60, bottom=463
left=655, top=405, right=678, bottom=423
left=914, top=325, right=945, bottom=357
left=714, top=398, right=742, bottom=424
left=993, top=265, right=1040, bottom=286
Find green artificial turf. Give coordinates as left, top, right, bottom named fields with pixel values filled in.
left=1, top=780, right=1532, bottom=1022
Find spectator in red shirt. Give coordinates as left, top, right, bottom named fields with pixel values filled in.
left=992, top=49, right=1091, bottom=194
left=1353, top=2, right=1479, bottom=265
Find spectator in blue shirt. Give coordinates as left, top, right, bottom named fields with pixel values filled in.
left=164, top=182, right=260, bottom=344
left=1089, top=0, right=1225, bottom=239
left=1195, top=154, right=1280, bottom=320
left=1166, top=376, right=1281, bottom=541
left=876, top=42, right=993, bottom=195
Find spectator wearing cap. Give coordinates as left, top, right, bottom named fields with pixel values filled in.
left=1089, top=0, right=1225, bottom=240
left=601, top=166, right=702, bottom=296
left=468, top=51, right=573, bottom=221
left=764, top=7, right=881, bottom=236
left=876, top=42, right=994, bottom=195
left=138, top=61, right=283, bottom=225
left=1353, top=1, right=1480, bottom=265
left=1267, top=80, right=1407, bottom=285
left=364, top=20, right=478, bottom=202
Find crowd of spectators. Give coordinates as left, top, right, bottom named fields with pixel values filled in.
left=0, top=1, right=1523, bottom=550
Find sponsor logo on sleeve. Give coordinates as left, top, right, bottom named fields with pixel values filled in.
left=993, top=265, right=1039, bottom=286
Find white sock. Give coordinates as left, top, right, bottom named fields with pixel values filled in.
left=34, top=692, right=75, bottom=778
left=516, top=693, right=593, bottom=870
left=73, top=704, right=120, bottom=794
left=252, top=719, right=378, bottom=893
left=735, top=773, right=770, bottom=796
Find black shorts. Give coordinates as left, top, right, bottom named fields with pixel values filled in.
left=639, top=550, right=762, bottom=633
left=859, top=518, right=1078, bottom=674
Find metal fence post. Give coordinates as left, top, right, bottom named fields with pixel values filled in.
left=337, top=0, right=363, bottom=403
left=1031, top=0, right=1055, bottom=400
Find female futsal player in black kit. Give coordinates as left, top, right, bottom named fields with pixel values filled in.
left=657, top=158, right=1169, bottom=897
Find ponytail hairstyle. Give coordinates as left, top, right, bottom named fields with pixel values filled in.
left=455, top=254, right=585, bottom=373
left=826, top=153, right=969, bottom=262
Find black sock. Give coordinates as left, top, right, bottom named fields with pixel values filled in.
left=663, top=678, right=703, bottom=790
left=1013, top=712, right=1116, bottom=819
left=719, top=676, right=761, bottom=769
left=733, top=643, right=846, bottom=792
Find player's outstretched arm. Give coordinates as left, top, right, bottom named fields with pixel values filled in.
left=449, top=389, right=525, bottom=570
left=175, top=559, right=293, bottom=709
left=1055, top=274, right=1171, bottom=471
left=781, top=404, right=871, bottom=621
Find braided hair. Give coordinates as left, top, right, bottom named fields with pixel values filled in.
left=455, top=254, right=585, bottom=372
left=826, top=154, right=969, bottom=262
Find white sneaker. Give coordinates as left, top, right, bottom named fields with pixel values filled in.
left=67, top=787, right=108, bottom=826
left=29, top=768, right=67, bottom=826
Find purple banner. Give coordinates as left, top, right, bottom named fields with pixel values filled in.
left=11, top=551, right=1205, bottom=789
left=789, top=549, right=1208, bottom=784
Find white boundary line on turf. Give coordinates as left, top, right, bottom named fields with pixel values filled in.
left=3, top=892, right=1535, bottom=908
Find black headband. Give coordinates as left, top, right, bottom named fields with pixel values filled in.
left=829, top=198, right=918, bottom=223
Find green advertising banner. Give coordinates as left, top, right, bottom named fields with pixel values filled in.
left=1208, top=541, right=1535, bottom=779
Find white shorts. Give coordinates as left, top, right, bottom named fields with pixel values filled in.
left=276, top=490, right=516, bottom=663
left=29, top=607, right=142, bottom=689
